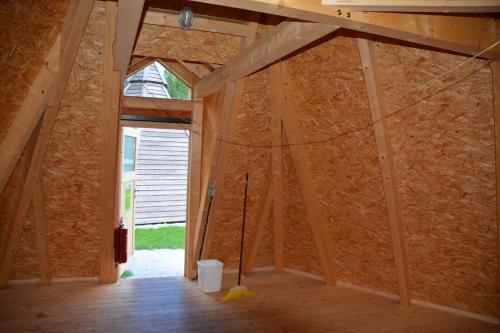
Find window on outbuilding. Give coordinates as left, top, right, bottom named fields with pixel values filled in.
left=124, top=61, right=191, bottom=100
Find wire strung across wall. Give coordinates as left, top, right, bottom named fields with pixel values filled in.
left=135, top=39, right=499, bottom=150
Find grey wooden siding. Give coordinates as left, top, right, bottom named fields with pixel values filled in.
left=135, top=128, right=189, bottom=224
left=124, top=62, right=171, bottom=99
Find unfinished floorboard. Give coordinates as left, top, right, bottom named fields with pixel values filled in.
left=0, top=272, right=498, bottom=332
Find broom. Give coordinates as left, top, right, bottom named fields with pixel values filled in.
left=222, top=173, right=255, bottom=301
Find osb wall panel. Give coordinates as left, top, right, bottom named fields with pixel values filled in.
left=207, top=69, right=274, bottom=268
left=282, top=143, right=322, bottom=275
left=283, top=36, right=398, bottom=294
left=134, top=24, right=241, bottom=64
left=0, top=0, right=67, bottom=143
left=11, top=3, right=106, bottom=278
left=376, top=42, right=497, bottom=316
left=0, top=146, right=39, bottom=279
left=0, top=0, right=67, bottom=263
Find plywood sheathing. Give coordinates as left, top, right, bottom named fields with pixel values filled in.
left=133, top=25, right=241, bottom=64
left=0, top=0, right=67, bottom=279
left=282, top=36, right=399, bottom=294
left=0, top=0, right=68, bottom=143
left=207, top=69, right=274, bottom=268
left=11, top=3, right=106, bottom=279
left=376, top=42, right=498, bottom=316
left=282, top=143, right=323, bottom=276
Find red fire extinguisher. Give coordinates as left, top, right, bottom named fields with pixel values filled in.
left=114, top=218, right=127, bottom=264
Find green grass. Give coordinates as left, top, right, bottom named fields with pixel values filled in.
left=135, top=226, right=185, bottom=250
left=120, top=270, right=133, bottom=279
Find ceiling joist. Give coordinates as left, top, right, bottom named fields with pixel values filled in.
left=191, top=0, right=500, bottom=59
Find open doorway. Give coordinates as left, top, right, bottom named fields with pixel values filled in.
left=118, top=126, right=189, bottom=279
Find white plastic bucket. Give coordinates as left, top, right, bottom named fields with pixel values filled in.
left=197, top=259, right=224, bottom=293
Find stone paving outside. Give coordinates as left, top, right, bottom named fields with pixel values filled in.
left=127, top=249, right=185, bottom=278
left=125, top=223, right=185, bottom=279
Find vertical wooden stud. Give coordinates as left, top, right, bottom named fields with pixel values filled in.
left=357, top=38, right=411, bottom=305
left=491, top=60, right=500, bottom=318
left=33, top=177, right=51, bottom=286
left=186, top=98, right=203, bottom=279
left=270, top=63, right=285, bottom=272
left=99, top=1, right=121, bottom=284
left=281, top=62, right=336, bottom=286
left=242, top=170, right=273, bottom=274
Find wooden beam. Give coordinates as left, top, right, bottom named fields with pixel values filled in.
left=0, top=37, right=59, bottom=194
left=186, top=98, right=204, bottom=279
left=156, top=59, right=200, bottom=87
left=113, top=0, right=145, bottom=78
left=491, top=59, right=500, bottom=322
left=0, top=0, right=95, bottom=288
left=120, top=120, right=191, bottom=131
left=144, top=8, right=250, bottom=36
left=197, top=22, right=260, bottom=260
left=357, top=38, right=411, bottom=305
left=280, top=62, right=336, bottom=286
left=121, top=96, right=193, bottom=120
left=191, top=84, right=231, bottom=272
left=269, top=63, right=285, bottom=272
left=127, top=56, right=156, bottom=76
left=322, top=1, right=500, bottom=13
left=100, top=1, right=121, bottom=284
left=242, top=170, right=273, bottom=274
left=192, top=0, right=500, bottom=59
left=182, top=61, right=213, bottom=79
left=33, top=177, right=50, bottom=286
left=195, top=21, right=338, bottom=98
left=0, top=121, right=40, bottom=268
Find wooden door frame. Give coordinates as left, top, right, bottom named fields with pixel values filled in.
left=118, top=120, right=196, bottom=278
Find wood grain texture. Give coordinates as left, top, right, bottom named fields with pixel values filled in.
left=0, top=272, right=498, bottom=332
left=207, top=68, right=274, bottom=269
left=357, top=38, right=411, bottom=305
left=493, top=59, right=500, bottom=323
left=1, top=0, right=96, bottom=287
left=134, top=24, right=241, bottom=64
left=376, top=42, right=497, bottom=317
left=0, top=0, right=67, bottom=144
left=29, top=3, right=106, bottom=279
left=283, top=36, right=399, bottom=294
left=99, top=1, right=120, bottom=284
left=33, top=178, right=50, bottom=286
left=270, top=63, right=285, bottom=273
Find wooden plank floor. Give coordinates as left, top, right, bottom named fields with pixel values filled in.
left=0, top=271, right=498, bottom=333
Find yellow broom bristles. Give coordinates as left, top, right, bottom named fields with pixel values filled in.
left=222, top=285, right=255, bottom=301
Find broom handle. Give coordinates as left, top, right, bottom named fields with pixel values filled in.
left=238, top=173, right=249, bottom=286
